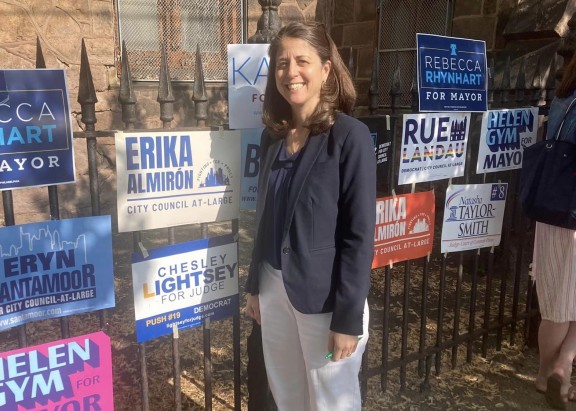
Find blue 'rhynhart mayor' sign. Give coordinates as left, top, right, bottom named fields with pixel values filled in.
left=417, top=33, right=487, bottom=112
left=0, top=69, right=75, bottom=190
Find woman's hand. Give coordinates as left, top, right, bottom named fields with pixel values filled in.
left=327, top=331, right=359, bottom=361
left=245, top=294, right=261, bottom=325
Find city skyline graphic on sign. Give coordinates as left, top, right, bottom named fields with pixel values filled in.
left=0, top=225, right=88, bottom=263
left=199, top=166, right=231, bottom=187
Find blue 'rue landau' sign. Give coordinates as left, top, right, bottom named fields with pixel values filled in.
left=417, top=33, right=487, bottom=113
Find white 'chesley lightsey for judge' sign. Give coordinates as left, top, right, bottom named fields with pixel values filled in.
left=132, top=234, right=238, bottom=343
left=115, top=130, right=241, bottom=232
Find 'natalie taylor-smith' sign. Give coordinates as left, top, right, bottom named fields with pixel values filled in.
left=441, top=183, right=507, bottom=253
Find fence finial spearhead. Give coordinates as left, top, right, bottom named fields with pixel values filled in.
left=515, top=58, right=527, bottom=88
left=78, top=38, right=98, bottom=127
left=410, top=73, right=418, bottom=112
left=487, top=59, right=494, bottom=109
left=119, top=40, right=136, bottom=104
left=545, top=54, right=558, bottom=105
left=119, top=40, right=137, bottom=128
left=193, top=44, right=207, bottom=102
left=158, top=44, right=175, bottom=126
left=389, top=53, right=402, bottom=112
left=193, top=44, right=208, bottom=127
left=369, top=48, right=379, bottom=115
left=530, top=56, right=542, bottom=107
left=36, top=37, right=46, bottom=69
left=499, top=55, right=511, bottom=106
left=514, top=57, right=526, bottom=105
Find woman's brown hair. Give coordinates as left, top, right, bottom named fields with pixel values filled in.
left=262, top=21, right=357, bottom=136
left=556, top=51, right=576, bottom=98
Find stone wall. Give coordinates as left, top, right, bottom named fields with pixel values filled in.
left=452, top=0, right=518, bottom=50
left=328, top=0, right=377, bottom=107
left=0, top=0, right=117, bottom=131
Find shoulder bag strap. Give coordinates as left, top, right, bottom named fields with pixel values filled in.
left=554, top=96, right=576, bottom=141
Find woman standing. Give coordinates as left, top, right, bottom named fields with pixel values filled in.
left=533, top=51, right=576, bottom=410
left=244, top=21, right=376, bottom=411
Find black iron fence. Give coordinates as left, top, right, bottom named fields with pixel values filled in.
left=0, top=37, right=553, bottom=410
left=354, top=52, right=555, bottom=396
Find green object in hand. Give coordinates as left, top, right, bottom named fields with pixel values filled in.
left=325, top=336, right=363, bottom=359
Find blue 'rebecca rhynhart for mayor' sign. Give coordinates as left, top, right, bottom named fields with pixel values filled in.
left=0, top=69, right=75, bottom=190
left=417, top=33, right=487, bottom=112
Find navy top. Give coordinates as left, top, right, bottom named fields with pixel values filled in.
left=245, top=113, right=376, bottom=335
left=261, top=141, right=305, bottom=269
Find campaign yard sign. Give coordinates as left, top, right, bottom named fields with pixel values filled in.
left=476, top=107, right=539, bottom=174
left=0, top=216, right=115, bottom=330
left=241, top=128, right=263, bottom=210
left=228, top=44, right=269, bottom=129
left=399, top=112, right=471, bottom=185
left=0, top=69, right=75, bottom=190
left=115, top=130, right=241, bottom=232
left=373, top=191, right=435, bottom=269
left=441, top=183, right=508, bottom=253
left=0, top=331, right=114, bottom=411
left=131, top=234, right=238, bottom=343
left=358, top=116, right=393, bottom=196
left=417, top=33, right=487, bottom=112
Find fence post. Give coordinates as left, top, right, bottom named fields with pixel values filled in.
left=248, top=0, right=283, bottom=44
left=38, top=37, right=72, bottom=338
left=79, top=38, right=110, bottom=334
left=158, top=45, right=175, bottom=129
left=369, top=49, right=379, bottom=115
left=246, top=3, right=280, bottom=409
left=78, top=39, right=100, bottom=217
left=390, top=53, right=401, bottom=114
left=193, top=44, right=208, bottom=128
left=118, top=42, right=150, bottom=411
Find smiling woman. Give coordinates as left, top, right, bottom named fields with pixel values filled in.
left=274, top=37, right=331, bottom=125
left=244, top=21, right=376, bottom=411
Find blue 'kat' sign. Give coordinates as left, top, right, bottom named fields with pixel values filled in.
left=0, top=69, right=75, bottom=190
left=417, top=33, right=487, bottom=113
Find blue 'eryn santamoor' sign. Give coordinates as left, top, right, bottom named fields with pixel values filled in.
left=417, top=33, right=487, bottom=112
left=0, top=69, right=75, bottom=190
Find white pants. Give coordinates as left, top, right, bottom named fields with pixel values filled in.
left=259, top=261, right=369, bottom=411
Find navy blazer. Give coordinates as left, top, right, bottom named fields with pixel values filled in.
left=245, top=113, right=376, bottom=336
